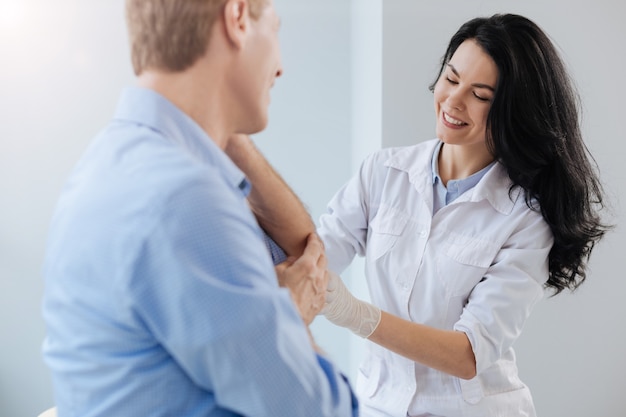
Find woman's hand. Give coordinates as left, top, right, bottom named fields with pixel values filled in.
left=322, top=271, right=381, bottom=338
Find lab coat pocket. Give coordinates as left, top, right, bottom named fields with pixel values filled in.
left=367, top=205, right=410, bottom=260
left=356, top=354, right=383, bottom=398
left=459, top=377, right=484, bottom=405
left=459, top=374, right=535, bottom=416
left=436, top=232, right=499, bottom=297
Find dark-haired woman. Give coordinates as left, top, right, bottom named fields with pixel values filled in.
left=320, top=14, right=610, bottom=417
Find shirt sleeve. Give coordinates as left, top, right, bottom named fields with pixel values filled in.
left=263, top=232, right=288, bottom=265
left=453, top=207, right=553, bottom=374
left=129, top=178, right=357, bottom=417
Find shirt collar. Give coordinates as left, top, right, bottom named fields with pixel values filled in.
left=113, top=86, right=248, bottom=195
left=386, top=139, right=520, bottom=215
left=431, top=140, right=443, bottom=185
left=431, top=141, right=496, bottom=196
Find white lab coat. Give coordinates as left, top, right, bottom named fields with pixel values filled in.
left=319, top=139, right=553, bottom=417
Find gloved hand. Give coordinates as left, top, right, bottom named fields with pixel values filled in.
left=321, top=271, right=381, bottom=338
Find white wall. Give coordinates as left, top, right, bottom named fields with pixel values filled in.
left=382, top=1, right=626, bottom=416
left=1, top=1, right=623, bottom=416
left=256, top=0, right=355, bottom=375
left=1, top=1, right=132, bottom=415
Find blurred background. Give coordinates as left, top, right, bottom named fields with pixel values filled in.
left=1, top=0, right=624, bottom=416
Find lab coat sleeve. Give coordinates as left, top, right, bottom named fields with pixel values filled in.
left=454, top=206, right=553, bottom=374
left=318, top=150, right=389, bottom=275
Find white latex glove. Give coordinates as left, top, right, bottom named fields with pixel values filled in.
left=321, top=271, right=381, bottom=338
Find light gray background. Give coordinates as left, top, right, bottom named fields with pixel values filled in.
left=0, top=1, right=623, bottom=416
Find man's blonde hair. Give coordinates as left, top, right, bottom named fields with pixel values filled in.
left=126, top=0, right=267, bottom=75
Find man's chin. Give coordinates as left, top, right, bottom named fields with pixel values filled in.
left=238, top=117, right=268, bottom=136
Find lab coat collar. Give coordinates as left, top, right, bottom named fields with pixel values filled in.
left=384, top=139, right=520, bottom=215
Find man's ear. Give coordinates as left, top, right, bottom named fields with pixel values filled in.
left=223, top=0, right=249, bottom=49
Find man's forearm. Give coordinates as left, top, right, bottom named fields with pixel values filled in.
left=224, top=134, right=316, bottom=256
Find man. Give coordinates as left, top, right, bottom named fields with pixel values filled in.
left=41, top=0, right=357, bottom=415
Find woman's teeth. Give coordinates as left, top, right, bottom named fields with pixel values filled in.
left=444, top=112, right=465, bottom=126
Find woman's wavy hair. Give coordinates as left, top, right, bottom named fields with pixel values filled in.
left=430, top=14, right=611, bottom=295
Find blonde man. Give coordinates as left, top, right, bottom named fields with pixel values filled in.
left=42, top=1, right=357, bottom=415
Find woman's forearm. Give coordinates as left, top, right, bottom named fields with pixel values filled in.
left=323, top=272, right=477, bottom=379
left=368, top=311, right=477, bottom=379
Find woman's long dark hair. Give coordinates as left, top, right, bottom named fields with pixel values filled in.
left=430, top=14, right=611, bottom=295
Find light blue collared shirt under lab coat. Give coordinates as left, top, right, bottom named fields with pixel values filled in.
left=319, top=139, right=553, bottom=417
left=42, top=87, right=357, bottom=417
left=431, top=140, right=496, bottom=213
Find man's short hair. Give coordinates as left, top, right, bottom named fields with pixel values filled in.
left=126, top=0, right=267, bottom=75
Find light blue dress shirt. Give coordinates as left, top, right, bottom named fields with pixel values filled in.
left=431, top=140, right=495, bottom=213
left=42, top=87, right=357, bottom=417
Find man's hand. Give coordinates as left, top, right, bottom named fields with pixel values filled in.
left=275, top=234, right=328, bottom=325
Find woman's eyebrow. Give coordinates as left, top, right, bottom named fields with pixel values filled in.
left=447, top=64, right=495, bottom=91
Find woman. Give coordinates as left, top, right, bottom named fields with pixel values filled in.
left=320, top=14, right=610, bottom=417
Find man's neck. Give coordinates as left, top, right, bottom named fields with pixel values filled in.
left=137, top=68, right=231, bottom=149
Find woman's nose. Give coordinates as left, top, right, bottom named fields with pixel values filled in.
left=446, top=89, right=465, bottom=111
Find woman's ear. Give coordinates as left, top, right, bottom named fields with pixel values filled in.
left=222, top=0, right=249, bottom=49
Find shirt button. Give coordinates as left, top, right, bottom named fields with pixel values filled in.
left=418, top=230, right=427, bottom=238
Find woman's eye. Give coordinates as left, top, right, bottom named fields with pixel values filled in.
left=473, top=93, right=490, bottom=102
left=446, top=77, right=458, bottom=85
